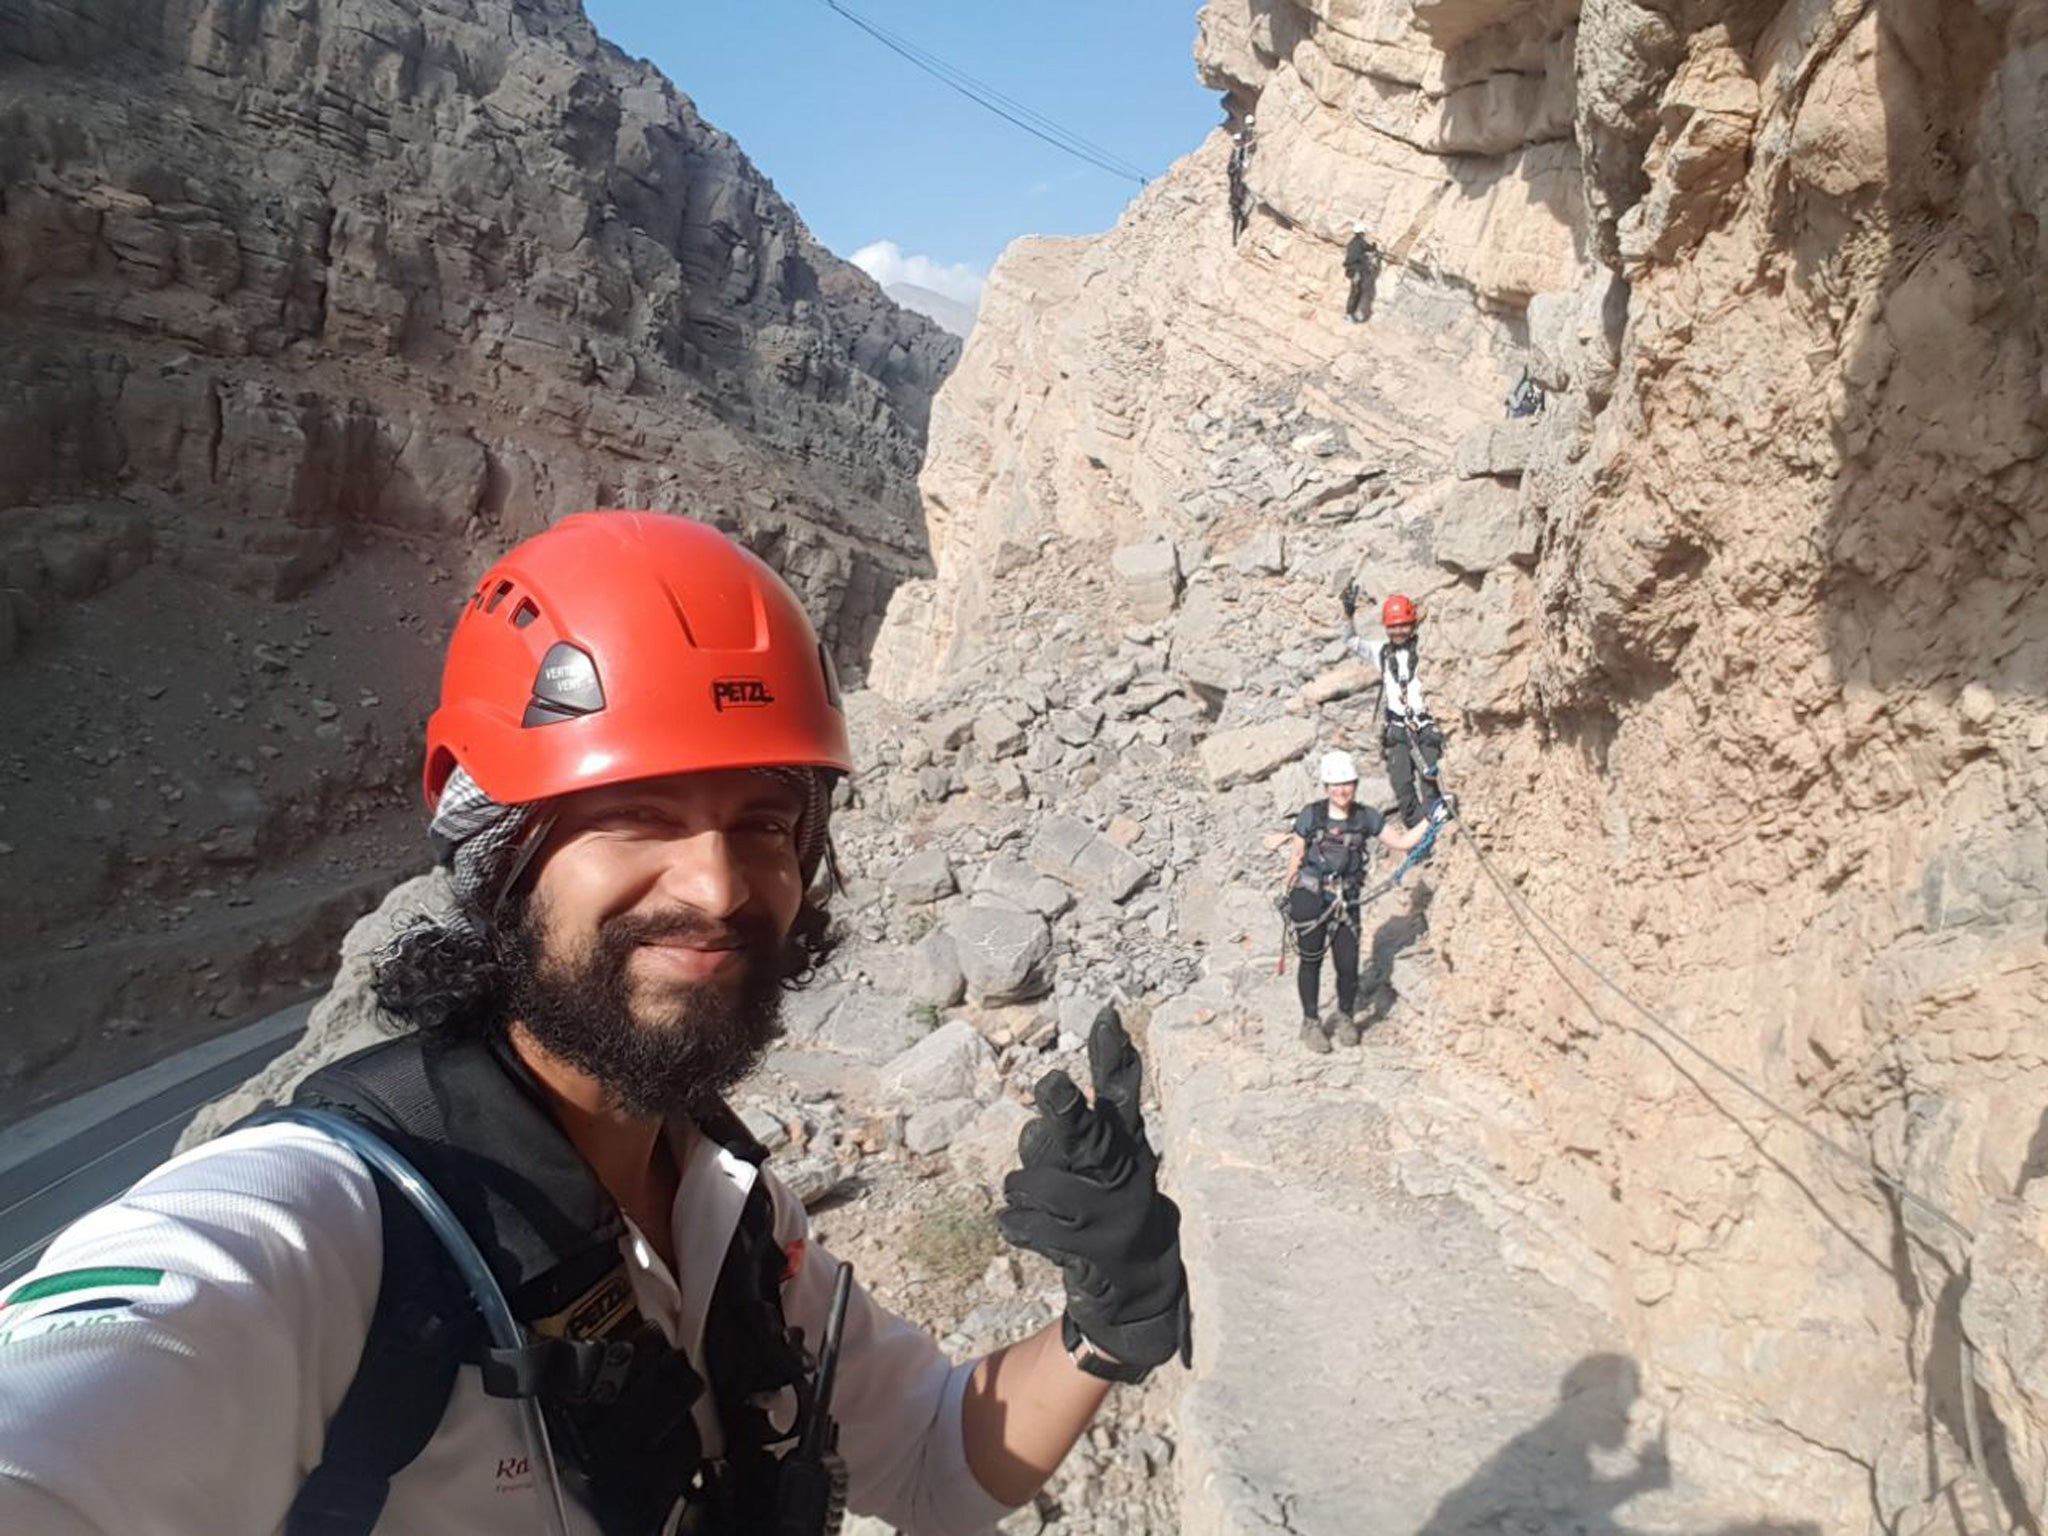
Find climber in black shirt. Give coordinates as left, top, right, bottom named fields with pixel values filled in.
left=1344, top=221, right=1379, bottom=324
left=1282, top=750, right=1446, bottom=1053
left=1228, top=116, right=1255, bottom=241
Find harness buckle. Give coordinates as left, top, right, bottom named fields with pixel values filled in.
left=479, top=1336, right=638, bottom=1405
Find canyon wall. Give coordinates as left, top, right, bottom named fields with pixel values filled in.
left=875, top=1, right=2048, bottom=1528
left=0, top=0, right=955, bottom=1108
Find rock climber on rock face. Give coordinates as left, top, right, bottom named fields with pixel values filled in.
left=1282, top=749, right=1446, bottom=1054
left=1343, top=581, right=1446, bottom=828
left=0, top=512, right=1192, bottom=1536
left=1228, top=114, right=1255, bottom=242
left=1343, top=220, right=1379, bottom=324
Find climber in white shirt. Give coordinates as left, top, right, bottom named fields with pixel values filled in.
left=0, top=513, right=1191, bottom=1536
left=1342, top=582, right=1446, bottom=827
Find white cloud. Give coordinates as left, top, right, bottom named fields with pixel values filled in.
left=850, top=240, right=987, bottom=311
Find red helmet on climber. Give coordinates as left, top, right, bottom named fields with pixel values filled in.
left=1381, top=593, right=1418, bottom=629
left=424, top=511, right=854, bottom=809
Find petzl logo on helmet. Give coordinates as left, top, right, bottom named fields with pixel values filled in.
left=711, top=678, right=776, bottom=712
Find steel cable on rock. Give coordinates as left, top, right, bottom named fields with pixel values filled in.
left=1445, top=810, right=2013, bottom=1535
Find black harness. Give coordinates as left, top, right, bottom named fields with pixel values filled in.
left=1295, top=801, right=1373, bottom=901
left=1375, top=637, right=1422, bottom=725
left=273, top=1032, right=823, bottom=1536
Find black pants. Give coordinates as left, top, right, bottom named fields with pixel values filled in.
left=1384, top=720, right=1444, bottom=826
left=1346, top=268, right=1377, bottom=322
left=1289, top=886, right=1359, bottom=1020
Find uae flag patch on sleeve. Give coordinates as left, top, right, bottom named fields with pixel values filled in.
left=0, top=1266, right=171, bottom=1345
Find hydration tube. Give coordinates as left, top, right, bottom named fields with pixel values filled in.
left=263, top=1107, right=577, bottom=1536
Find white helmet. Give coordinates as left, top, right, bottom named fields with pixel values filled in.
left=1318, top=750, right=1359, bottom=785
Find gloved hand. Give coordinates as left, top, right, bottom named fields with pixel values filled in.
left=997, top=1007, right=1192, bottom=1382
left=1340, top=579, right=1359, bottom=618
left=1429, top=796, right=1456, bottom=825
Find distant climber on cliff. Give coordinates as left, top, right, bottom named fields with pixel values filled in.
left=1228, top=115, right=1256, bottom=241
left=1281, top=750, right=1449, bottom=1054
left=1344, top=221, right=1380, bottom=324
left=0, top=513, right=1192, bottom=1536
left=1343, top=580, right=1445, bottom=827
left=1506, top=365, right=1547, bottom=418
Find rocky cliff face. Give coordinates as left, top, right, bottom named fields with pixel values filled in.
left=875, top=1, right=2048, bottom=1530
left=0, top=0, right=956, bottom=1110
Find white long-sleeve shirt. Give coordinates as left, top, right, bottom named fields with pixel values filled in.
left=0, top=1122, right=1010, bottom=1536
left=1345, top=632, right=1430, bottom=723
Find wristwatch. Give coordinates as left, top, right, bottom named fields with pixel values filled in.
left=1062, top=1314, right=1152, bottom=1385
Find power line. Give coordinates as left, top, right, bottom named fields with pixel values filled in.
left=818, top=0, right=1150, bottom=183
left=815, top=0, right=1151, bottom=186
left=836, top=5, right=1149, bottom=179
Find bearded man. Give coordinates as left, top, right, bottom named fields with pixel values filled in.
left=0, top=513, right=1190, bottom=1536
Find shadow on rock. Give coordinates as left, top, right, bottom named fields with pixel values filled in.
left=1413, top=1353, right=1818, bottom=1536
left=1363, top=883, right=1432, bottom=1025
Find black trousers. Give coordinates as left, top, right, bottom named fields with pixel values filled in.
left=1384, top=720, right=1444, bottom=826
left=1345, top=268, right=1377, bottom=321
left=1288, top=886, right=1360, bottom=1020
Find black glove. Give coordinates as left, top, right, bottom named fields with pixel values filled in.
left=1429, top=796, right=1455, bottom=825
left=997, top=1007, right=1193, bottom=1382
left=1340, top=579, right=1358, bottom=618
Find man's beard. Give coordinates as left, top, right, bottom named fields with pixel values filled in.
left=497, top=893, right=788, bottom=1118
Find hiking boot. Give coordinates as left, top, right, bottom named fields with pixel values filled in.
left=1299, top=1017, right=1332, bottom=1054
left=1332, top=1013, right=1362, bottom=1048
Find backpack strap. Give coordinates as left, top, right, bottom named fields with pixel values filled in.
left=284, top=1174, right=473, bottom=1536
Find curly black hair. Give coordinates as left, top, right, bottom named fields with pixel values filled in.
left=371, top=890, right=842, bottom=1038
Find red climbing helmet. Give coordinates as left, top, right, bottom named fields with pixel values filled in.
left=1382, top=593, right=1418, bottom=628
left=423, top=512, right=852, bottom=808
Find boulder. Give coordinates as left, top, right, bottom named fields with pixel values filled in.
left=811, top=988, right=931, bottom=1062
left=738, top=1105, right=793, bottom=1153
left=889, top=848, right=957, bottom=904
left=974, top=709, right=1027, bottom=759
left=1198, top=717, right=1318, bottom=789
left=1175, top=645, right=1244, bottom=696
left=1300, top=657, right=1375, bottom=706
left=1271, top=759, right=1319, bottom=821
left=1110, top=540, right=1182, bottom=621
left=1431, top=476, right=1539, bottom=574
left=949, top=1097, right=1036, bottom=1186
left=1232, top=530, right=1287, bottom=575
left=879, top=1018, right=995, bottom=1104
left=947, top=907, right=1055, bottom=1004
left=1451, top=418, right=1542, bottom=479
left=907, top=932, right=967, bottom=1008
left=776, top=1154, right=857, bottom=1209
left=925, top=710, right=978, bottom=753
left=1049, top=707, right=1103, bottom=746
left=1027, top=815, right=1152, bottom=904
left=974, top=857, right=1076, bottom=918
left=904, top=1097, right=982, bottom=1154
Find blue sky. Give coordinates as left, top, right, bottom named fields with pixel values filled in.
left=584, top=0, right=1218, bottom=315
